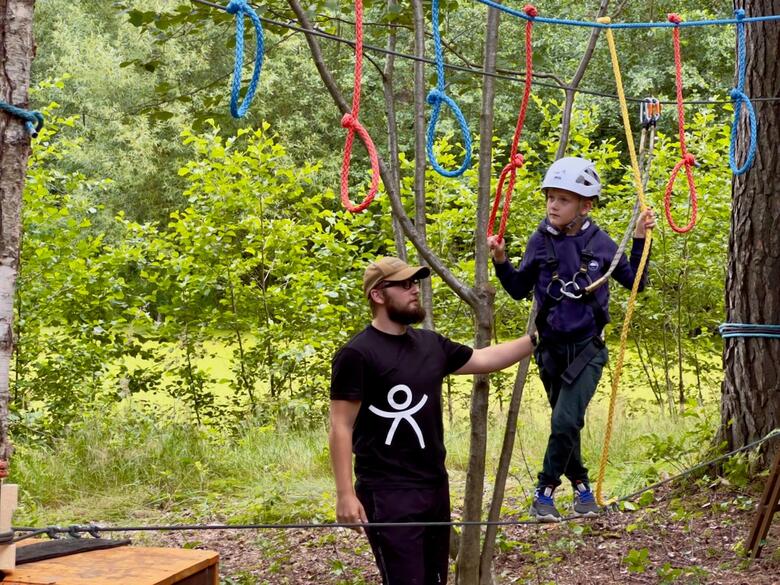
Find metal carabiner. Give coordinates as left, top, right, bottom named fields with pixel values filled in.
left=546, top=275, right=565, bottom=301
left=572, top=270, right=593, bottom=291
left=561, top=279, right=584, bottom=299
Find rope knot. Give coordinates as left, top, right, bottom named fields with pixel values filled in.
left=523, top=4, right=538, bottom=18
left=730, top=88, right=742, bottom=100
left=341, top=112, right=358, bottom=129
left=426, top=89, right=445, bottom=106
left=734, top=8, right=746, bottom=20
left=667, top=13, right=682, bottom=24
left=510, top=154, right=525, bottom=168
left=225, top=0, right=245, bottom=14
left=683, top=153, right=696, bottom=166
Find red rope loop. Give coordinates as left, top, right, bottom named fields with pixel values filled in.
left=487, top=12, right=535, bottom=241
left=340, top=0, right=380, bottom=214
left=664, top=157, right=698, bottom=234
left=663, top=12, right=699, bottom=234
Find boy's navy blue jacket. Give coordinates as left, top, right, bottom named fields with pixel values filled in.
left=493, top=219, right=649, bottom=342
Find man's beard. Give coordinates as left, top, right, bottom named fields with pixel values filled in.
left=386, top=295, right=426, bottom=325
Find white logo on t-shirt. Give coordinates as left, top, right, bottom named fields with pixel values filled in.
left=368, top=384, right=428, bottom=448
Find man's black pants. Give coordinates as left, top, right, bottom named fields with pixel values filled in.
left=356, top=483, right=450, bottom=585
left=534, top=338, right=608, bottom=489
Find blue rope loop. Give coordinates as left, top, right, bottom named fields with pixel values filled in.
left=719, top=323, right=780, bottom=339
left=474, top=0, right=780, bottom=29
left=426, top=0, right=472, bottom=177
left=426, top=89, right=473, bottom=178
left=226, top=0, right=265, bottom=119
left=729, top=8, right=757, bottom=176
left=0, top=101, right=44, bottom=137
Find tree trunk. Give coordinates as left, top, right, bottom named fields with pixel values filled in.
left=454, top=5, right=500, bottom=583
left=720, top=0, right=780, bottom=466
left=412, top=0, right=434, bottom=330
left=0, top=0, right=36, bottom=465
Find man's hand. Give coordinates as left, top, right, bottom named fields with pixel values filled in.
left=487, top=235, right=507, bottom=263
left=634, top=208, right=657, bottom=238
left=336, top=492, right=368, bottom=533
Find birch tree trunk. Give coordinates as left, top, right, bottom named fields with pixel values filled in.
left=721, top=0, right=780, bottom=466
left=0, top=0, right=36, bottom=467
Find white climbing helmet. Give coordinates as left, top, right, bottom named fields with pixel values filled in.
left=541, top=157, right=601, bottom=198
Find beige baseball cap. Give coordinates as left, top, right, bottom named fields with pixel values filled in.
left=363, top=257, right=431, bottom=298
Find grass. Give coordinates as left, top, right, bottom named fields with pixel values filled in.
left=12, top=379, right=721, bottom=529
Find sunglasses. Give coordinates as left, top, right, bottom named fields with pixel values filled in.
left=378, top=278, right=420, bottom=291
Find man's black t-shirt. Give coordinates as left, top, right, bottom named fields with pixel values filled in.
left=330, top=325, right=473, bottom=489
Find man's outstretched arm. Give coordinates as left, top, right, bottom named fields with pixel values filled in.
left=454, top=335, right=535, bottom=375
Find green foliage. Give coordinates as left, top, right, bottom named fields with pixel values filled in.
left=623, top=547, right=650, bottom=573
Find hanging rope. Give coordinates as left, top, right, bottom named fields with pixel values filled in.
left=719, top=323, right=780, bottom=339
left=226, top=0, right=265, bottom=118
left=594, top=17, right=654, bottom=507
left=426, top=0, right=473, bottom=178
left=663, top=13, right=698, bottom=234
left=0, top=101, right=44, bottom=137
left=338, top=0, right=381, bottom=213
left=584, top=97, right=660, bottom=295
left=729, top=9, right=758, bottom=176
left=487, top=5, right=537, bottom=242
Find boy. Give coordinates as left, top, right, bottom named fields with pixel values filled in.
left=487, top=156, right=655, bottom=521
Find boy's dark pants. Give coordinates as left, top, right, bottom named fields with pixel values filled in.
left=356, top=483, right=450, bottom=585
left=534, top=338, right=608, bottom=489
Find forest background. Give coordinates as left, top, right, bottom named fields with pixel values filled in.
left=8, top=0, right=763, bottom=579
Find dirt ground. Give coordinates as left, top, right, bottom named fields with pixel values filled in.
left=148, top=482, right=780, bottom=584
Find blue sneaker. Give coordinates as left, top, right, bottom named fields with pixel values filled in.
left=572, top=481, right=600, bottom=517
left=531, top=486, right=561, bottom=522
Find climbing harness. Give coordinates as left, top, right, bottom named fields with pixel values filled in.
left=535, top=222, right=609, bottom=385
left=729, top=9, right=758, bottom=176
left=225, top=0, right=265, bottom=119
left=487, top=3, right=537, bottom=242
left=0, top=100, right=44, bottom=137
left=426, top=0, right=473, bottom=178
left=664, top=13, right=698, bottom=234
left=338, top=0, right=381, bottom=213
left=594, top=17, right=654, bottom=507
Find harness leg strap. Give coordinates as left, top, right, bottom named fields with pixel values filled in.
left=561, top=337, right=605, bottom=386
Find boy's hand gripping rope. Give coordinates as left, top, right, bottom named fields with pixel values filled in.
left=226, top=0, right=265, bottom=118
left=595, top=17, right=654, bottom=507
left=729, top=9, right=758, bottom=176
left=339, top=0, right=380, bottom=213
left=664, top=13, right=698, bottom=234
left=426, top=0, right=473, bottom=178
left=487, top=5, right=537, bottom=242
left=0, top=101, right=44, bottom=137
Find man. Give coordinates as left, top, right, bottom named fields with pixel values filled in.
left=330, top=256, right=535, bottom=584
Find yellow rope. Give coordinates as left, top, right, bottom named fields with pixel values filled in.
left=594, top=17, right=654, bottom=507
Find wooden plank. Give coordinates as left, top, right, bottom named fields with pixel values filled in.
left=4, top=545, right=218, bottom=585
left=746, top=448, right=780, bottom=559
left=0, top=483, right=19, bottom=572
